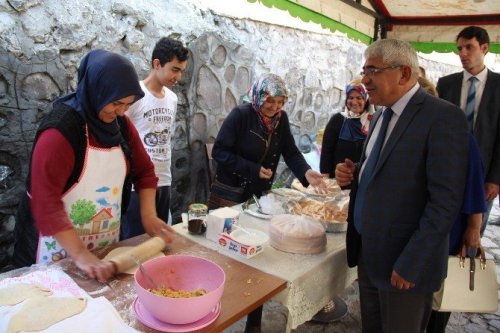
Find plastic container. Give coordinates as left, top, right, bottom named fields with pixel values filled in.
left=134, top=255, right=225, bottom=324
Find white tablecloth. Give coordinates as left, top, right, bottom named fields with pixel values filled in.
left=174, top=209, right=356, bottom=330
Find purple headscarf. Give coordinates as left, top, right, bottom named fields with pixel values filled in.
left=345, top=81, right=368, bottom=106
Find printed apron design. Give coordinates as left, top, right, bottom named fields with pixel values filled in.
left=37, top=134, right=127, bottom=264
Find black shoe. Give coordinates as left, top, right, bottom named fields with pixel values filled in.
left=244, top=327, right=261, bottom=333
left=310, top=297, right=348, bottom=323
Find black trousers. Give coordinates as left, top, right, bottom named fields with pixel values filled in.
left=357, top=253, right=433, bottom=333
left=426, top=310, right=451, bottom=333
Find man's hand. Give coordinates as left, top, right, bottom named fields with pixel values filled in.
left=390, top=270, right=415, bottom=290
left=335, top=158, right=355, bottom=187
left=259, top=167, right=273, bottom=180
left=485, top=182, right=499, bottom=202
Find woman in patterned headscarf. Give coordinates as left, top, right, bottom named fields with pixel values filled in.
left=209, top=73, right=326, bottom=210
left=210, top=73, right=325, bottom=333
left=320, top=79, right=374, bottom=178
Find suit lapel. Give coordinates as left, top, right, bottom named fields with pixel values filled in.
left=373, top=88, right=426, bottom=175
left=449, top=72, right=463, bottom=107
left=478, top=70, right=496, bottom=116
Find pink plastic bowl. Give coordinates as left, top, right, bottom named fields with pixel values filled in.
left=134, top=255, right=225, bottom=324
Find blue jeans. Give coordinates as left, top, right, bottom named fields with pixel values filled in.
left=120, top=186, right=170, bottom=240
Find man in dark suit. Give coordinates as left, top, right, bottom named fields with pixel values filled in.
left=336, top=39, right=469, bottom=332
left=437, top=26, right=500, bottom=234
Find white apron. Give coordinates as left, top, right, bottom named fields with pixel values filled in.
left=36, top=131, right=127, bottom=264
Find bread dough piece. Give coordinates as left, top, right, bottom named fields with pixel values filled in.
left=7, top=296, right=87, bottom=333
left=103, top=246, right=164, bottom=274
left=0, top=283, right=52, bottom=306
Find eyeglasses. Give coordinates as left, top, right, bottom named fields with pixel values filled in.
left=360, top=65, right=401, bottom=77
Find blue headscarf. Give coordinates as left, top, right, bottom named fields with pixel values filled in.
left=55, top=49, right=144, bottom=146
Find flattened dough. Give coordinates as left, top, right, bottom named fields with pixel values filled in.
left=0, top=283, right=52, bottom=306
left=103, top=246, right=164, bottom=274
left=7, top=296, right=87, bottom=333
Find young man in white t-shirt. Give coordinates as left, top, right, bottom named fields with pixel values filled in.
left=121, top=37, right=189, bottom=239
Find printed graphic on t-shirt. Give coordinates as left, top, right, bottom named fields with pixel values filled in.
left=141, top=107, right=175, bottom=163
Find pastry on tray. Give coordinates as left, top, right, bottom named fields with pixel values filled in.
left=291, top=178, right=342, bottom=197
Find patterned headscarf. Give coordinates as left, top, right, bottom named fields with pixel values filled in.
left=345, top=80, right=368, bottom=106
left=339, top=79, right=373, bottom=141
left=55, top=49, right=144, bottom=146
left=243, top=73, right=288, bottom=134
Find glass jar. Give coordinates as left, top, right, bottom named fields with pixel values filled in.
left=188, top=203, right=208, bottom=234
left=188, top=203, right=208, bottom=220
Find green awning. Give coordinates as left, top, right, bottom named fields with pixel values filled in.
left=411, top=41, right=500, bottom=54
left=248, top=0, right=500, bottom=54
left=247, top=0, right=373, bottom=45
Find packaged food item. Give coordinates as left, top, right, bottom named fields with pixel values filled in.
left=217, top=231, right=265, bottom=258
left=287, top=195, right=349, bottom=232
left=206, top=207, right=240, bottom=242
left=269, top=214, right=326, bottom=254
left=291, top=178, right=342, bottom=197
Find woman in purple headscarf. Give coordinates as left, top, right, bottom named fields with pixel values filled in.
left=320, top=79, right=373, bottom=178
left=13, top=50, right=175, bottom=282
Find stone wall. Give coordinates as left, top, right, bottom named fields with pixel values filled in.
left=0, top=0, right=461, bottom=270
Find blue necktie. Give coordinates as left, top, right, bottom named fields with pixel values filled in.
left=353, top=108, right=393, bottom=234
left=465, top=77, right=477, bottom=130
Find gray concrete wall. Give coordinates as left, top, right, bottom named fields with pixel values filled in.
left=0, top=0, right=461, bottom=270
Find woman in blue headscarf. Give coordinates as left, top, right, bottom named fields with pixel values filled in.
left=13, top=50, right=175, bottom=282
left=320, top=79, right=373, bottom=178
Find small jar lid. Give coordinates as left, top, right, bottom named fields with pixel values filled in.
left=188, top=203, right=208, bottom=212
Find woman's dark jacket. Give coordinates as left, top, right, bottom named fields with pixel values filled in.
left=212, top=103, right=310, bottom=201
left=320, top=113, right=365, bottom=178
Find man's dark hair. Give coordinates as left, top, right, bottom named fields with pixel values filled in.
left=151, top=37, right=189, bottom=67
left=457, top=26, right=490, bottom=45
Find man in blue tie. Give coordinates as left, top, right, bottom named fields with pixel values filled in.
left=437, top=26, right=500, bottom=234
left=336, top=39, right=469, bottom=333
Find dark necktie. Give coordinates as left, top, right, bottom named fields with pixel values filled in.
left=353, top=108, right=393, bottom=234
left=465, top=77, right=477, bottom=130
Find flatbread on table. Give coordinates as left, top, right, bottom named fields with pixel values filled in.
left=7, top=296, right=87, bottom=333
left=288, top=197, right=348, bottom=223
left=0, top=283, right=52, bottom=306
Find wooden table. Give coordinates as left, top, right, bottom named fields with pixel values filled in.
left=0, top=234, right=287, bottom=333
left=175, top=211, right=357, bottom=331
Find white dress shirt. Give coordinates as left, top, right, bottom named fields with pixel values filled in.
left=360, top=83, right=420, bottom=179
left=460, top=67, right=488, bottom=125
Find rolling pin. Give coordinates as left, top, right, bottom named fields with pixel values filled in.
left=105, top=236, right=166, bottom=274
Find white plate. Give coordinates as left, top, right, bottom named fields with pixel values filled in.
left=243, top=204, right=273, bottom=220
left=230, top=228, right=269, bottom=246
